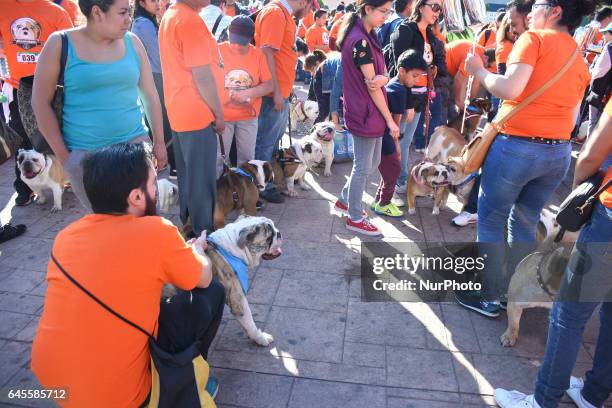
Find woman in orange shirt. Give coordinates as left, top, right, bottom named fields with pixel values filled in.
left=495, top=14, right=516, bottom=75
left=456, top=0, right=595, bottom=321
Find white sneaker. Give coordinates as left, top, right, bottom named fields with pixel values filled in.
left=395, top=183, right=407, bottom=194
left=451, top=211, right=478, bottom=227
left=392, top=193, right=405, bottom=207
left=494, top=389, right=541, bottom=408
left=566, top=377, right=597, bottom=408
left=415, top=148, right=425, bottom=154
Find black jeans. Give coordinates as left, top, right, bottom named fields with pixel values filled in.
left=156, top=279, right=225, bottom=360
left=6, top=89, right=33, bottom=197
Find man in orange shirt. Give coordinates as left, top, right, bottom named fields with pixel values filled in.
left=445, top=40, right=494, bottom=110
left=158, top=0, right=224, bottom=237
left=254, top=0, right=312, bottom=202
left=0, top=0, right=72, bottom=206
left=305, top=9, right=330, bottom=53
left=32, top=142, right=225, bottom=407
left=329, top=2, right=355, bottom=51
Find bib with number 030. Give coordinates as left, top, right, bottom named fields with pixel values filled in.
left=16, top=52, right=39, bottom=64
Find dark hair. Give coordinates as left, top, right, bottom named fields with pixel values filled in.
left=78, top=0, right=115, bottom=18
left=554, top=0, right=601, bottom=33
left=483, top=48, right=496, bottom=64
left=314, top=9, right=328, bottom=19
left=336, top=0, right=391, bottom=51
left=304, top=49, right=327, bottom=70
left=410, top=0, right=430, bottom=22
left=595, top=5, right=611, bottom=22
left=133, top=0, right=158, bottom=29
left=397, top=49, right=427, bottom=71
left=495, top=11, right=506, bottom=22
left=336, top=4, right=345, bottom=11
left=345, top=2, right=357, bottom=12
left=395, top=0, right=411, bottom=13
left=506, top=0, right=534, bottom=15
left=295, top=37, right=309, bottom=55
left=211, top=0, right=226, bottom=7
left=83, top=142, right=154, bottom=214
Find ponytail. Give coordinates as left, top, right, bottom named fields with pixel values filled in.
left=335, top=11, right=359, bottom=51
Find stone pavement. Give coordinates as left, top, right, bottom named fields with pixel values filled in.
left=0, top=127, right=609, bottom=406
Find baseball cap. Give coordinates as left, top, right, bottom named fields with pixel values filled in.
left=229, top=15, right=255, bottom=46
left=599, top=22, right=612, bottom=33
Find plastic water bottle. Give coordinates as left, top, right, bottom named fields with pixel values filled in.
left=0, top=55, right=10, bottom=79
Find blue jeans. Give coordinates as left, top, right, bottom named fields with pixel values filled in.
left=477, top=135, right=572, bottom=300
left=397, top=111, right=422, bottom=187
left=464, top=174, right=481, bottom=214
left=535, top=202, right=612, bottom=408
left=413, top=91, right=444, bottom=150
left=255, top=96, right=289, bottom=163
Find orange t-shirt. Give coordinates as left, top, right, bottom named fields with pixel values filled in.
left=58, top=0, right=81, bottom=26
left=329, top=17, right=343, bottom=41
left=305, top=24, right=330, bottom=53
left=255, top=1, right=297, bottom=99
left=31, top=214, right=203, bottom=408
left=477, top=27, right=497, bottom=49
left=498, top=30, right=590, bottom=140
left=445, top=40, right=485, bottom=78
left=495, top=39, right=513, bottom=65
left=332, top=11, right=344, bottom=25
left=0, top=0, right=72, bottom=88
left=297, top=11, right=314, bottom=39
left=599, top=99, right=612, bottom=208
left=416, top=26, right=433, bottom=87
left=159, top=3, right=222, bottom=132
left=215, top=42, right=272, bottom=121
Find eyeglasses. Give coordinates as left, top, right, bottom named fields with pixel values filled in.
left=375, top=7, right=392, bottom=16
left=531, top=2, right=554, bottom=10
left=424, top=3, right=442, bottom=13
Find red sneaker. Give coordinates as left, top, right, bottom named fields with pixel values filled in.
left=334, top=200, right=368, bottom=218
left=346, top=217, right=381, bottom=236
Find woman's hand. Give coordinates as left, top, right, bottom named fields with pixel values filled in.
left=365, top=75, right=389, bottom=91
left=153, top=142, right=168, bottom=171
left=188, top=230, right=209, bottom=255
left=387, top=119, right=400, bottom=139
left=230, top=89, right=252, bottom=104
left=464, top=53, right=484, bottom=76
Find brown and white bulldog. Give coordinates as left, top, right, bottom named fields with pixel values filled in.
left=214, top=160, right=274, bottom=229
left=289, top=99, right=319, bottom=130
left=406, top=161, right=452, bottom=216
left=305, top=121, right=335, bottom=176
left=426, top=97, right=492, bottom=163
left=271, top=139, right=323, bottom=197
left=17, top=149, right=67, bottom=212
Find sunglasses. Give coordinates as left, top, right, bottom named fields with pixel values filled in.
left=424, top=3, right=442, bottom=13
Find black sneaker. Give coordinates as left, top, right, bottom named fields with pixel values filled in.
left=259, top=188, right=284, bottom=203
left=15, top=192, right=34, bottom=206
left=0, top=223, right=26, bottom=244
left=455, top=290, right=500, bottom=318
left=256, top=199, right=266, bottom=210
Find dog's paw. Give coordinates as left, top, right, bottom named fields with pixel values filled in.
left=254, top=330, right=274, bottom=347
left=299, top=183, right=312, bottom=191
left=432, top=207, right=440, bottom=216
left=500, top=331, right=517, bottom=347
left=51, top=205, right=62, bottom=213
left=324, top=169, right=332, bottom=177
left=408, top=208, right=417, bottom=215
left=287, top=189, right=299, bottom=197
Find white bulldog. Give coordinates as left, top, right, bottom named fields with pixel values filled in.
left=305, top=121, right=336, bottom=176
left=17, top=149, right=67, bottom=212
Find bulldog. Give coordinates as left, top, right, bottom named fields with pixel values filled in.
left=207, top=216, right=282, bottom=346
left=305, top=121, right=335, bottom=176
left=214, top=160, right=274, bottom=229
left=406, top=161, right=452, bottom=216
left=157, top=179, right=178, bottom=213
left=289, top=99, right=319, bottom=130
left=442, top=156, right=479, bottom=207
left=500, top=214, right=579, bottom=347
left=17, top=149, right=67, bottom=212
left=426, top=97, right=492, bottom=163
left=271, top=139, right=323, bottom=197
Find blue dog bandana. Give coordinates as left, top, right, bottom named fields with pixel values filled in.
left=208, top=236, right=249, bottom=294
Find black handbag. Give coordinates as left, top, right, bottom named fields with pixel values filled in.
left=556, top=171, right=612, bottom=232
left=50, top=254, right=216, bottom=408
left=17, top=32, right=68, bottom=154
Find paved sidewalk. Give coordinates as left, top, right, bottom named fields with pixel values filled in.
left=0, top=124, right=608, bottom=406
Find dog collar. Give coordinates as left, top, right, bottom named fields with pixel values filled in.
left=232, top=167, right=254, bottom=182
left=207, top=236, right=249, bottom=295
left=299, top=101, right=308, bottom=120
left=452, top=172, right=478, bottom=189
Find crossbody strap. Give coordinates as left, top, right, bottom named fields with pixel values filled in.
left=51, top=254, right=153, bottom=339
left=492, top=46, right=580, bottom=131
left=58, top=32, right=68, bottom=86
left=212, top=13, right=224, bottom=36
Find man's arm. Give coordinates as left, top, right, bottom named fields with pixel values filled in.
left=192, top=64, right=225, bottom=134
left=261, top=47, right=284, bottom=111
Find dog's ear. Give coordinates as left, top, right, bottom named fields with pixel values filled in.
left=263, top=162, right=274, bottom=183
left=309, top=125, right=316, bottom=133
left=237, top=223, right=260, bottom=249
left=241, top=162, right=257, bottom=177
left=303, top=142, right=313, bottom=153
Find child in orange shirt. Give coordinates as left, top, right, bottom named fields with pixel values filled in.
left=305, top=9, right=330, bottom=53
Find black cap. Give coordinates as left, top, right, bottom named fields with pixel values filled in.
left=229, top=15, right=255, bottom=46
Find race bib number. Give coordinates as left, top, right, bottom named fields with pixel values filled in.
left=16, top=52, right=39, bottom=64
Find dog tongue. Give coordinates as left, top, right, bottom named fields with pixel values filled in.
left=262, top=247, right=282, bottom=260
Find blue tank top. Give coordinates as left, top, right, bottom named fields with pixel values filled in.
left=62, top=33, right=148, bottom=151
